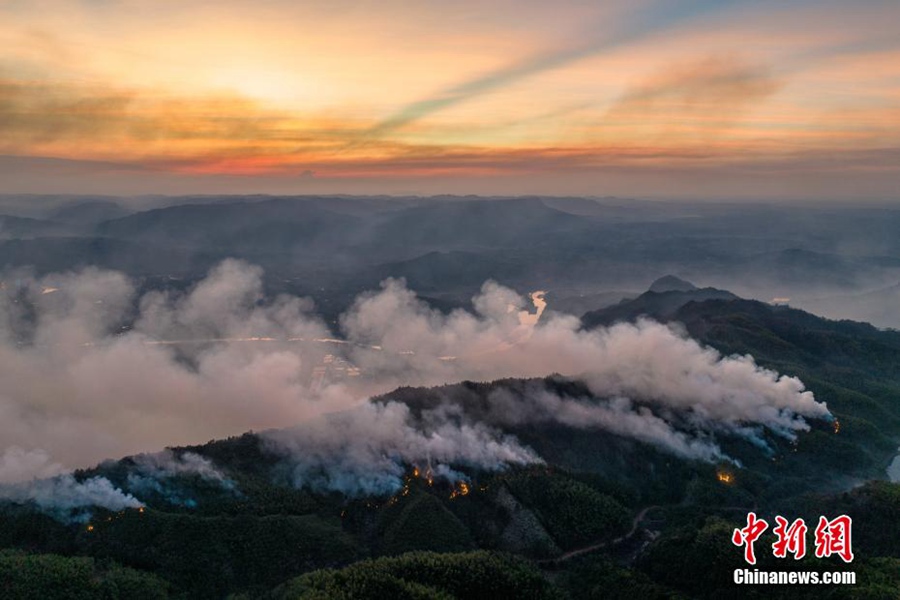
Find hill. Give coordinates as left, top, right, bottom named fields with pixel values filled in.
left=1, top=279, right=899, bottom=598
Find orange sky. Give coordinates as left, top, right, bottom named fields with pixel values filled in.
left=1, top=0, right=898, bottom=199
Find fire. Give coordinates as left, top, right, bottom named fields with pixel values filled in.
left=833, top=419, right=841, bottom=434
left=86, top=524, right=94, bottom=532
left=717, top=471, right=734, bottom=484
left=139, top=507, right=145, bottom=514
left=449, top=481, right=471, bottom=500
left=411, top=465, right=434, bottom=485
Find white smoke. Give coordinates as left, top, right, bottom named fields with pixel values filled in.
left=129, top=450, right=231, bottom=484
left=0, top=261, right=831, bottom=488
left=0, top=447, right=66, bottom=484
left=0, top=260, right=350, bottom=477
left=123, top=450, right=234, bottom=506
left=484, top=388, right=728, bottom=462
left=0, top=474, right=142, bottom=522
left=341, top=279, right=828, bottom=438
left=263, top=401, right=539, bottom=496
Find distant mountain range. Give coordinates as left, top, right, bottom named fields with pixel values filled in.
left=2, top=195, right=900, bottom=327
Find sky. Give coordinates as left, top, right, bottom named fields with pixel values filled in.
left=1, top=0, right=898, bottom=199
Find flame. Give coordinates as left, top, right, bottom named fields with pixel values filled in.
left=139, top=507, right=145, bottom=514
left=449, top=481, right=471, bottom=499
left=86, top=524, right=94, bottom=532
left=716, top=471, right=734, bottom=484
left=833, top=419, right=841, bottom=434
left=412, top=467, right=419, bottom=478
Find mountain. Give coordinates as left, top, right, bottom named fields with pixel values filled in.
left=96, top=198, right=366, bottom=258
left=582, top=277, right=738, bottom=328
left=4, top=196, right=900, bottom=324
left=0, top=215, right=65, bottom=238
left=3, top=196, right=900, bottom=598
left=48, top=200, right=133, bottom=226
left=647, top=275, right=696, bottom=293
left=0, top=237, right=208, bottom=275
left=2, top=284, right=900, bottom=598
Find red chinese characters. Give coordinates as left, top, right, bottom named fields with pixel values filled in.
left=734, top=513, right=854, bottom=564
left=732, top=512, right=769, bottom=565
left=772, top=516, right=808, bottom=559
left=814, top=515, right=854, bottom=563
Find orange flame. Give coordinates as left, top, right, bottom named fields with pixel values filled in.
left=449, top=481, right=471, bottom=499
left=716, top=471, right=734, bottom=484
left=833, top=419, right=841, bottom=434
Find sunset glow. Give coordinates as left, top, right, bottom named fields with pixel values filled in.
left=2, top=0, right=898, bottom=198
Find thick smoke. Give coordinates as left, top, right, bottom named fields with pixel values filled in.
left=0, top=474, right=142, bottom=522
left=0, top=446, right=65, bottom=484
left=124, top=450, right=236, bottom=506
left=0, top=260, right=348, bottom=480
left=484, top=388, right=729, bottom=462
left=264, top=401, right=539, bottom=496
left=129, top=450, right=231, bottom=484
left=341, top=279, right=827, bottom=432
left=0, top=260, right=831, bottom=490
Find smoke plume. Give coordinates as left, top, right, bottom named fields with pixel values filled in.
left=263, top=401, right=539, bottom=496
left=0, top=260, right=831, bottom=492
left=0, top=474, right=142, bottom=522
left=123, top=450, right=236, bottom=506
left=0, top=447, right=65, bottom=484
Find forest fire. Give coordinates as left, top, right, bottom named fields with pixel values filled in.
left=449, top=482, right=470, bottom=500
left=833, top=419, right=841, bottom=434
left=717, top=471, right=734, bottom=485
left=411, top=465, right=434, bottom=486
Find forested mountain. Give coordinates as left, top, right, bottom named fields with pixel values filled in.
left=2, top=281, right=898, bottom=599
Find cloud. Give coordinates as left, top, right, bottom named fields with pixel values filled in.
left=0, top=71, right=355, bottom=170
left=602, top=56, right=782, bottom=139
left=359, top=1, right=757, bottom=140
